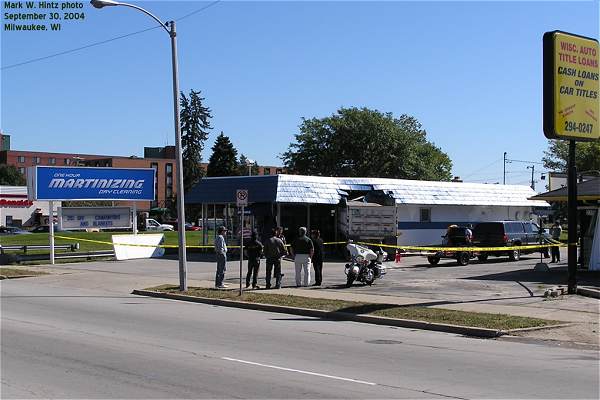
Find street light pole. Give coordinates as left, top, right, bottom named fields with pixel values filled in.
left=169, top=20, right=188, bottom=292
left=91, top=0, right=188, bottom=291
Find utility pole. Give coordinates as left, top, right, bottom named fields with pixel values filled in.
left=527, top=165, right=535, bottom=190
left=503, top=152, right=507, bottom=185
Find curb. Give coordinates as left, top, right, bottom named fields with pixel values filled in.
left=0, top=274, right=38, bottom=280
left=504, top=323, right=574, bottom=334
left=132, top=289, right=504, bottom=338
left=577, top=287, right=600, bottom=299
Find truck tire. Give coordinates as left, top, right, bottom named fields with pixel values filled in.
left=457, top=252, right=470, bottom=266
left=427, top=256, right=440, bottom=265
left=508, top=249, right=521, bottom=261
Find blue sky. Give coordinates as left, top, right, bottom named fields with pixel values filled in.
left=1, top=1, right=599, bottom=188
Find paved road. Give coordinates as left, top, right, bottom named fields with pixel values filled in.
left=2, top=272, right=599, bottom=399
left=34, top=250, right=599, bottom=314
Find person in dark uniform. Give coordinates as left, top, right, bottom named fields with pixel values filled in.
left=263, top=228, right=287, bottom=289
left=311, top=229, right=324, bottom=286
left=245, top=231, right=263, bottom=289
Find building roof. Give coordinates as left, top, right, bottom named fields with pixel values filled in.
left=187, top=174, right=549, bottom=207
left=186, top=175, right=280, bottom=204
left=529, top=178, right=600, bottom=202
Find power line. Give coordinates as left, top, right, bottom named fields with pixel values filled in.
left=1, top=0, right=221, bottom=71
left=176, top=0, right=221, bottom=22
left=506, top=158, right=545, bottom=165
left=462, top=157, right=502, bottom=179
left=1, top=26, right=160, bottom=70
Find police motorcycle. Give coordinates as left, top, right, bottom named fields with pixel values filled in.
left=344, top=241, right=387, bottom=287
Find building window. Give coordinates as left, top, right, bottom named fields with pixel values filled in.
left=151, top=162, right=158, bottom=207
left=165, top=163, right=173, bottom=199
left=17, top=156, right=25, bottom=163
left=49, top=157, right=56, bottom=165
left=276, top=168, right=283, bottom=174
left=18, top=167, right=25, bottom=175
left=33, top=157, right=41, bottom=164
left=64, top=158, right=71, bottom=165
left=420, top=208, right=431, bottom=223
left=264, top=168, right=271, bottom=175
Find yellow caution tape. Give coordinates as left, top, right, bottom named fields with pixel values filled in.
left=52, top=234, right=240, bottom=249
left=354, top=241, right=562, bottom=252
left=49, top=235, right=566, bottom=253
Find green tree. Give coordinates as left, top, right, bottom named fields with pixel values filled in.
left=542, top=140, right=600, bottom=173
left=238, top=154, right=259, bottom=176
left=207, top=132, right=239, bottom=177
left=180, top=89, right=212, bottom=193
left=0, top=165, right=26, bottom=185
left=282, top=107, right=452, bottom=180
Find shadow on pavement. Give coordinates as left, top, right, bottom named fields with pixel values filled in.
left=464, top=267, right=600, bottom=288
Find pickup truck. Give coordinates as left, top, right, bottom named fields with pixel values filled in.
left=144, top=218, right=174, bottom=232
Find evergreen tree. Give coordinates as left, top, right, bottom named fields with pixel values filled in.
left=238, top=154, right=260, bottom=176
left=180, top=89, right=211, bottom=193
left=207, top=132, right=239, bottom=177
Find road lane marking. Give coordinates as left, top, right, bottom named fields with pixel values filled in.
left=221, top=357, right=377, bottom=386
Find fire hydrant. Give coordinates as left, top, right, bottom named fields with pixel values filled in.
left=395, top=249, right=402, bottom=263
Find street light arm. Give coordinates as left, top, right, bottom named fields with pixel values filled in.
left=119, top=3, right=170, bottom=34
left=90, top=0, right=170, bottom=34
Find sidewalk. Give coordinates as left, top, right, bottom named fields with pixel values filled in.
left=183, top=278, right=599, bottom=325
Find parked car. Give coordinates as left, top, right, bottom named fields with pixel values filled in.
left=29, top=225, right=62, bottom=233
left=472, top=221, right=550, bottom=261
left=0, top=226, right=32, bottom=235
left=184, top=223, right=201, bottom=231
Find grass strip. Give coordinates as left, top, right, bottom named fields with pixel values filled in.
left=0, top=267, right=49, bottom=277
left=0, top=231, right=207, bottom=253
left=147, top=285, right=559, bottom=331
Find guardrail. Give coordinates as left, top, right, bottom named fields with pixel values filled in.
left=5, top=250, right=115, bottom=264
left=0, top=243, right=80, bottom=254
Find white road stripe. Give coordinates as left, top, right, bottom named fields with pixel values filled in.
left=221, top=357, right=377, bottom=386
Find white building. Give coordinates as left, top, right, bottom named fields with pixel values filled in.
left=188, top=174, right=550, bottom=246
left=0, top=186, right=56, bottom=227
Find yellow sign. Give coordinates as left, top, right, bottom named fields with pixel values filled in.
left=544, top=31, right=600, bottom=141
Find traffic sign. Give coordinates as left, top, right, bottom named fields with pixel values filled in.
left=236, top=189, right=248, bottom=207
left=543, top=31, right=600, bottom=141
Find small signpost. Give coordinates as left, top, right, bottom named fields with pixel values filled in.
left=236, top=189, right=248, bottom=295
left=543, top=30, right=600, bottom=293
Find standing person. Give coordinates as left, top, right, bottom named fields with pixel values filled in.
left=311, top=229, right=324, bottom=286
left=465, top=224, right=473, bottom=244
left=290, top=227, right=313, bottom=287
left=245, top=231, right=263, bottom=289
left=214, top=226, right=228, bottom=289
left=276, top=226, right=287, bottom=249
left=263, top=228, right=287, bottom=289
left=550, top=220, right=563, bottom=263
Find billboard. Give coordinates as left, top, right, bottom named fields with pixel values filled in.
left=28, top=166, right=156, bottom=201
left=543, top=31, right=600, bottom=141
left=59, top=207, right=132, bottom=230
